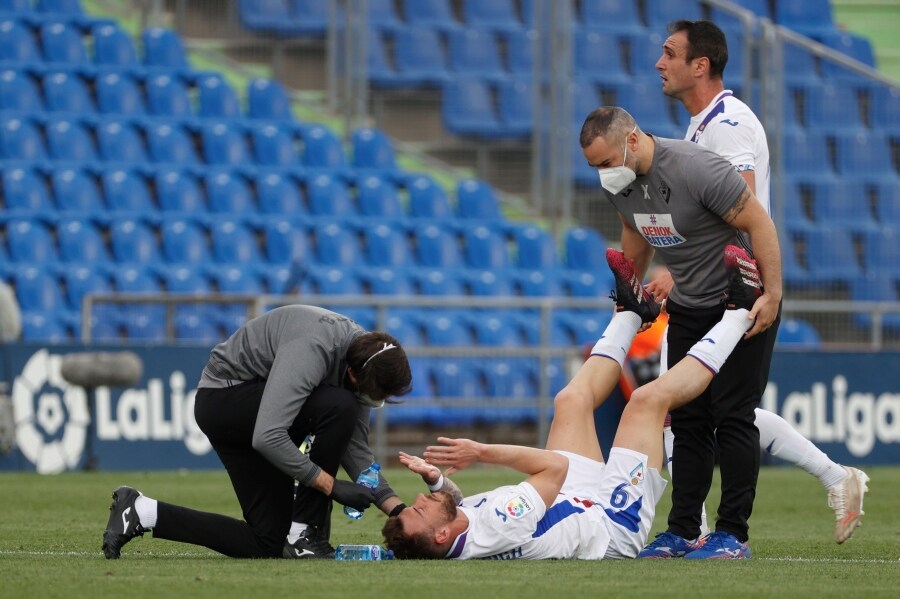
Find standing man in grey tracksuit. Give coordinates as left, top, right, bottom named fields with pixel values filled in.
left=102, top=305, right=413, bottom=559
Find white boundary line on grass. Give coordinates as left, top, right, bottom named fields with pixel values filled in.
left=1, top=550, right=899, bottom=563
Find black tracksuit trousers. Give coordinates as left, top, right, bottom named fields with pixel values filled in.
left=665, top=299, right=779, bottom=543
left=152, top=382, right=360, bottom=557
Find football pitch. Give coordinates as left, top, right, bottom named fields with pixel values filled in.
left=1, top=466, right=898, bottom=598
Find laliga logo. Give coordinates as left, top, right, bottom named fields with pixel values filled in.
left=12, top=349, right=89, bottom=474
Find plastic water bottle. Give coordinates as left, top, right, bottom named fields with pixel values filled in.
left=334, top=544, right=394, bottom=561
left=343, top=462, right=381, bottom=520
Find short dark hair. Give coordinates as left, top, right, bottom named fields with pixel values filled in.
left=381, top=516, right=444, bottom=559
left=668, top=20, right=729, bottom=80
left=346, top=331, right=412, bottom=400
left=579, top=106, right=637, bottom=149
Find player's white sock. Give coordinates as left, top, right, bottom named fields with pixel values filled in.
left=590, top=311, right=642, bottom=367
left=755, top=408, right=848, bottom=489
left=686, top=309, right=752, bottom=373
left=287, top=522, right=309, bottom=544
left=134, top=495, right=157, bottom=529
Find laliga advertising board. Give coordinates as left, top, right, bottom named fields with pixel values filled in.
left=0, top=343, right=898, bottom=473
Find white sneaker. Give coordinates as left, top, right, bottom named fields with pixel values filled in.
left=827, top=466, right=869, bottom=544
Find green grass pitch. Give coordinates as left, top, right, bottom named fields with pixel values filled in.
left=1, top=466, right=898, bottom=598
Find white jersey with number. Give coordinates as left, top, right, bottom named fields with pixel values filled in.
left=685, top=89, right=771, bottom=216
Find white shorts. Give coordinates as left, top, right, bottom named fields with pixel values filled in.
left=554, top=447, right=667, bottom=559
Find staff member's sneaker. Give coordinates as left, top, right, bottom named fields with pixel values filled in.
left=102, top=486, right=145, bottom=559
left=606, top=249, right=660, bottom=325
left=828, top=466, right=870, bottom=544
left=283, top=527, right=336, bottom=559
left=723, top=245, right=763, bottom=310
left=636, top=531, right=702, bottom=559
left=684, top=531, right=751, bottom=559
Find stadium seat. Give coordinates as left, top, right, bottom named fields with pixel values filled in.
left=413, top=223, right=463, bottom=268
left=142, top=27, right=189, bottom=70
left=463, top=224, right=509, bottom=269
left=42, top=72, right=95, bottom=115
left=612, top=77, right=680, bottom=138
left=561, top=310, right=612, bottom=345
left=351, top=127, right=397, bottom=174
left=782, top=183, right=815, bottom=233
left=237, top=0, right=293, bottom=35
left=202, top=122, right=250, bottom=166
left=393, top=26, right=451, bottom=86
left=442, top=77, right=504, bottom=137
left=497, top=77, right=532, bottom=137
left=0, top=0, right=32, bottom=15
left=515, top=225, right=558, bottom=269
left=92, top=23, right=139, bottom=67
left=156, top=169, right=205, bottom=211
left=469, top=313, right=522, bottom=347
left=516, top=268, right=564, bottom=297
left=467, top=268, right=514, bottom=296
left=21, top=312, right=70, bottom=342
left=307, top=172, right=353, bottom=215
left=45, top=118, right=97, bottom=161
left=775, top=0, right=837, bottom=38
left=287, top=0, right=333, bottom=35
left=263, top=218, right=309, bottom=265
left=161, top=218, right=211, bottom=264
left=874, top=181, right=899, bottom=223
left=564, top=226, right=606, bottom=270
left=849, top=273, right=900, bottom=331
left=368, top=0, right=403, bottom=32
left=504, top=27, right=535, bottom=76
left=783, top=43, right=822, bottom=86
left=782, top=129, right=834, bottom=179
left=775, top=318, right=821, bottom=347
left=0, top=116, right=45, bottom=160
left=407, top=174, right=452, bottom=218
left=146, top=74, right=193, bottom=117
left=97, top=120, right=148, bottom=164
left=819, top=31, right=877, bottom=82
left=307, top=266, right=363, bottom=294
left=833, top=131, right=895, bottom=182
left=102, top=169, right=155, bottom=212
left=862, top=227, right=900, bottom=278
left=415, top=268, right=466, bottom=296
left=643, top=0, right=702, bottom=29
left=159, top=265, right=212, bottom=324
left=211, top=218, right=262, bottom=263
left=95, top=72, right=146, bottom=115
left=302, top=124, right=345, bottom=169
left=430, top=359, right=482, bottom=425
left=0, top=19, right=41, bottom=66
left=423, top=312, right=471, bottom=346
left=40, top=22, right=89, bottom=65
left=809, top=180, right=879, bottom=232
left=575, top=29, right=631, bottom=87
left=456, top=179, right=502, bottom=219
left=463, top=0, right=522, bottom=33
left=13, top=266, right=65, bottom=314
left=564, top=270, right=613, bottom=298
left=256, top=171, right=305, bottom=214
left=366, top=28, right=401, bottom=88
left=51, top=168, right=104, bottom=213
left=480, top=360, right=539, bottom=424
left=205, top=170, right=255, bottom=213
left=447, top=27, right=507, bottom=82
left=198, top=74, right=241, bottom=119
left=0, top=68, right=41, bottom=112
left=579, top=0, right=645, bottom=35
left=870, top=84, right=898, bottom=132
left=402, top=0, right=458, bottom=31
left=802, top=82, right=866, bottom=134
left=2, top=167, right=53, bottom=212
left=146, top=122, right=200, bottom=164
left=800, top=227, right=862, bottom=285
left=56, top=217, right=110, bottom=263
left=246, top=77, right=292, bottom=120
left=111, top=264, right=166, bottom=339
left=313, top=222, right=363, bottom=266
left=61, top=264, right=113, bottom=314
left=357, top=175, right=403, bottom=217
left=709, top=0, right=770, bottom=27
left=110, top=218, right=161, bottom=263
left=361, top=266, right=416, bottom=296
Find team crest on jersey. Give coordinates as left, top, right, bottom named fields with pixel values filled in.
left=633, top=214, right=685, bottom=247
left=658, top=181, right=671, bottom=203
left=505, top=495, right=535, bottom=520
left=630, top=462, right=645, bottom=485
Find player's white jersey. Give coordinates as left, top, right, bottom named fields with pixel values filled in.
left=685, top=89, right=771, bottom=216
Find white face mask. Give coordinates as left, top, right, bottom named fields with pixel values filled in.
left=356, top=392, right=385, bottom=409
left=598, top=127, right=637, bottom=195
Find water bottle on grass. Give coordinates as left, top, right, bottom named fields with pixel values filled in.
left=343, top=462, right=380, bottom=520
left=334, top=544, right=394, bottom=561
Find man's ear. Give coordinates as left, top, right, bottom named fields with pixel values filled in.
left=434, top=525, right=452, bottom=546
left=693, top=56, right=710, bottom=77
left=346, top=368, right=358, bottom=386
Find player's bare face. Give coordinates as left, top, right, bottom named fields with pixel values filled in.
left=656, top=31, right=693, bottom=98
left=397, top=492, right=457, bottom=537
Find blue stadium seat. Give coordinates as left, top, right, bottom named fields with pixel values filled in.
left=307, top=172, right=353, bottom=215
left=213, top=265, right=264, bottom=295
left=0, top=68, right=41, bottom=112
left=161, top=218, right=211, bottom=264
left=237, top=0, right=293, bottom=35
left=575, top=29, right=631, bottom=87
left=2, top=167, right=53, bottom=211
left=480, top=360, right=539, bottom=424
left=159, top=265, right=211, bottom=324
left=560, top=309, right=612, bottom=345
left=579, top=0, right=645, bottom=35
left=256, top=172, right=304, bottom=214
left=351, top=127, right=397, bottom=174
left=211, top=218, right=261, bottom=263
left=313, top=222, right=363, bottom=266
left=393, top=26, right=451, bottom=86
left=643, top=0, right=702, bottom=29
left=0, top=19, right=41, bottom=66
left=92, top=23, right=139, bottom=67
left=302, top=124, right=345, bottom=169
left=97, top=120, right=148, bottom=163
left=287, top=0, right=333, bottom=36
left=6, top=219, right=56, bottom=262
left=52, top=168, right=104, bottom=212
left=833, top=131, right=895, bottom=182
left=40, top=22, right=89, bottom=66
left=783, top=43, right=822, bottom=86
left=110, top=218, right=161, bottom=263
left=307, top=266, right=363, bottom=294
left=402, top=0, right=458, bottom=31
left=775, top=0, right=837, bottom=38
left=366, top=28, right=401, bottom=88
left=45, top=118, right=97, bottom=161
left=862, top=227, right=900, bottom=279
left=407, top=174, right=452, bottom=218
left=564, top=226, right=606, bottom=270
left=781, top=239, right=811, bottom=289
left=13, top=266, right=65, bottom=313
left=463, top=224, right=509, bottom=268
left=368, top=0, right=403, bottom=32
left=0, top=116, right=44, bottom=160
left=802, top=82, right=866, bottom=134
left=447, top=27, right=507, bottom=82
left=247, top=77, right=292, bottom=120
left=142, top=27, right=189, bottom=70
left=146, top=122, right=200, bottom=164
left=874, top=181, right=899, bottom=223
left=430, top=359, right=482, bottom=426
left=57, top=217, right=110, bottom=263
left=413, top=223, right=463, bottom=267
left=783, top=129, right=834, bottom=179
left=0, top=0, right=32, bottom=14
left=467, top=268, right=514, bottom=296
left=423, top=312, right=471, bottom=345
left=206, top=170, right=255, bottom=213
left=612, top=77, right=680, bottom=138
left=202, top=122, right=250, bottom=165
left=415, top=268, right=466, bottom=296
left=782, top=182, right=815, bottom=233
left=456, top=179, right=502, bottom=219
left=515, top=225, right=558, bottom=269
left=111, top=264, right=166, bottom=339
left=263, top=218, right=309, bottom=265
left=870, top=84, right=898, bottom=132
left=819, top=31, right=876, bottom=82
left=174, top=310, right=220, bottom=343
left=504, top=27, right=535, bottom=76
left=61, top=264, right=113, bottom=314
left=709, top=0, right=770, bottom=28
left=462, top=0, right=522, bottom=33
left=516, top=268, right=564, bottom=297
left=21, top=311, right=70, bottom=341
left=801, top=227, right=862, bottom=285
left=442, top=77, right=504, bottom=137
left=198, top=74, right=241, bottom=119
left=564, top=269, right=613, bottom=298
left=849, top=273, right=900, bottom=331
left=809, top=180, right=879, bottom=232
left=156, top=169, right=205, bottom=211
left=146, top=74, right=193, bottom=117
left=497, top=77, right=532, bottom=137
left=361, top=266, right=416, bottom=296
left=95, top=72, right=145, bottom=115
left=776, top=318, right=821, bottom=347
left=102, top=169, right=155, bottom=212
left=468, top=313, right=522, bottom=346
left=357, top=175, right=403, bottom=217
